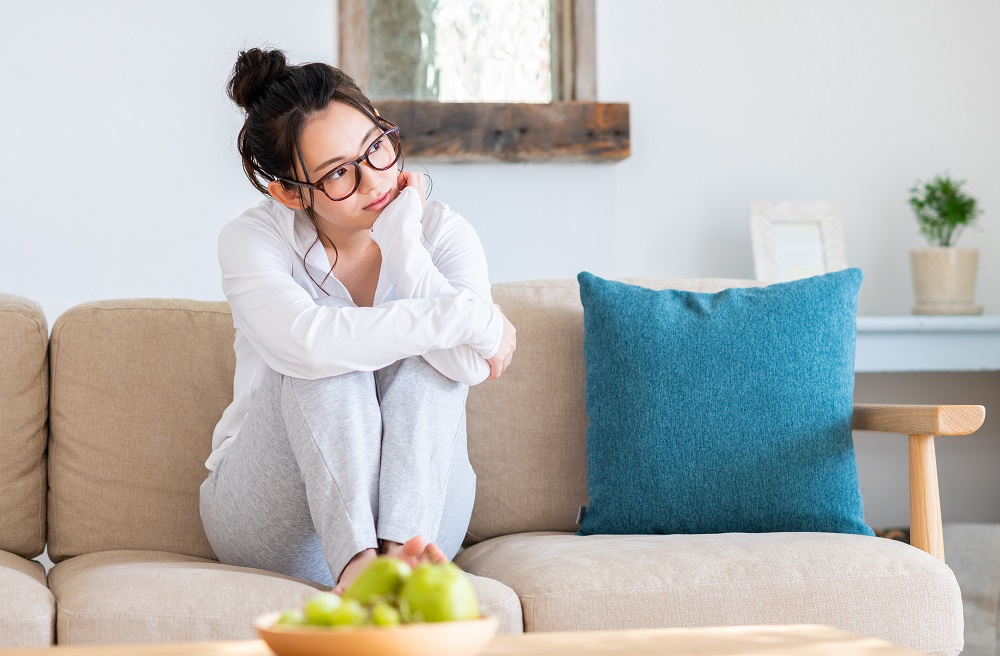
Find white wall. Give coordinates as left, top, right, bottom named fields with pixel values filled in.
left=2, top=1, right=998, bottom=528
left=442, top=0, right=1000, bottom=316
left=4, top=1, right=997, bottom=321
left=0, top=0, right=336, bottom=321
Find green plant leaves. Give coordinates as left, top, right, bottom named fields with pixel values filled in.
left=908, top=174, right=981, bottom=247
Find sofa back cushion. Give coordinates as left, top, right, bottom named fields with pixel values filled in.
left=0, top=294, right=48, bottom=558
left=465, top=277, right=762, bottom=543
left=46, top=279, right=762, bottom=558
left=48, top=299, right=235, bottom=561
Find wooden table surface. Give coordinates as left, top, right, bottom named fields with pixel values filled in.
left=0, top=625, right=922, bottom=656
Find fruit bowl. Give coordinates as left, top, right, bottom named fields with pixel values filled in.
left=254, top=611, right=499, bottom=656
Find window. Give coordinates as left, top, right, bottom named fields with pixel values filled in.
left=338, top=0, right=628, bottom=161
left=369, top=0, right=553, bottom=103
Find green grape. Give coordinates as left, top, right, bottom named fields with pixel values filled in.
left=371, top=601, right=402, bottom=626
left=302, top=592, right=342, bottom=626
left=329, top=598, right=369, bottom=627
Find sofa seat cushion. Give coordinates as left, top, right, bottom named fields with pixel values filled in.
left=48, top=550, right=522, bottom=644
left=454, top=532, right=963, bottom=656
left=48, top=550, right=322, bottom=644
left=0, top=550, right=54, bottom=647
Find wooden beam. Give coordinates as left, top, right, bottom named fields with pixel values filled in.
left=374, top=100, right=630, bottom=162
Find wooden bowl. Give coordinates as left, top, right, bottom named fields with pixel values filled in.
left=253, top=611, right=499, bottom=656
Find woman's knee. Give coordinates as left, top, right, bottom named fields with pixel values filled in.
left=282, top=368, right=379, bottom=411
left=377, top=356, right=464, bottom=395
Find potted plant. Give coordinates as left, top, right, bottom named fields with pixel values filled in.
left=908, top=173, right=983, bottom=315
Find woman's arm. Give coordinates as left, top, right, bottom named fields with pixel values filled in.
left=371, top=188, right=497, bottom=384
left=371, top=187, right=469, bottom=299
left=219, top=216, right=503, bottom=381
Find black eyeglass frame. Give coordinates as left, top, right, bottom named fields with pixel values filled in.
left=278, top=123, right=402, bottom=202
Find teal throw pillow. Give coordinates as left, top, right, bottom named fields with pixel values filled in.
left=577, top=269, right=872, bottom=537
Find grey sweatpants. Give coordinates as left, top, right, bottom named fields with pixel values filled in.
left=199, top=355, right=476, bottom=588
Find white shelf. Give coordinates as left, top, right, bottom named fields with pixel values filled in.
left=855, top=315, right=1000, bottom=373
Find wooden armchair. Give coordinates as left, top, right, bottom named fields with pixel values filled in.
left=853, top=404, right=986, bottom=562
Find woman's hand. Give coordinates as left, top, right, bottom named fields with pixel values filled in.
left=486, top=306, right=516, bottom=380
left=397, top=170, right=427, bottom=208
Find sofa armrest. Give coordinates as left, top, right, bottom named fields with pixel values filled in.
left=852, top=404, right=986, bottom=563
left=853, top=404, right=985, bottom=436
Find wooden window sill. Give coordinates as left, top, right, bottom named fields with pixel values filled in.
left=374, top=100, right=630, bottom=162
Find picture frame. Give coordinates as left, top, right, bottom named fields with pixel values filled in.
left=749, top=201, right=847, bottom=282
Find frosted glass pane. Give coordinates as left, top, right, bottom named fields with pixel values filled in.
left=367, top=0, right=552, bottom=102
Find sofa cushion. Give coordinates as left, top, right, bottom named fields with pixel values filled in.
left=0, top=550, right=54, bottom=647
left=48, top=550, right=522, bottom=643
left=47, top=300, right=236, bottom=561
left=466, top=278, right=761, bottom=544
left=48, top=550, right=323, bottom=644
left=454, top=532, right=962, bottom=656
left=576, top=270, right=871, bottom=536
left=0, top=294, right=48, bottom=558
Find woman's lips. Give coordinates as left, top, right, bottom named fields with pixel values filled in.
left=364, top=190, right=392, bottom=211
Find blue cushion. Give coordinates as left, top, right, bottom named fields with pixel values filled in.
left=577, top=269, right=873, bottom=537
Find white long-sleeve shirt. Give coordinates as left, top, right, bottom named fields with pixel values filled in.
left=206, top=187, right=503, bottom=471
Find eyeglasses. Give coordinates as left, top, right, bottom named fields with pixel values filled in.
left=279, top=124, right=402, bottom=202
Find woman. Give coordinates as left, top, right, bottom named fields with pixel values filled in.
left=199, top=48, right=516, bottom=594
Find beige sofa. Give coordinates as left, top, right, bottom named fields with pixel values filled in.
left=0, top=281, right=974, bottom=654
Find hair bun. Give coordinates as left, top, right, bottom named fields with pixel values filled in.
left=228, top=48, right=289, bottom=110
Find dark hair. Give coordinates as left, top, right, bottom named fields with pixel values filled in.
left=228, top=47, right=381, bottom=195
left=228, top=47, right=384, bottom=291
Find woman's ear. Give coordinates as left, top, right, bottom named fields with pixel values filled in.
left=267, top=180, right=309, bottom=211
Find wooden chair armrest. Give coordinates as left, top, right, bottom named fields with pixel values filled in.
left=852, top=404, right=985, bottom=435
left=851, top=404, right=986, bottom=564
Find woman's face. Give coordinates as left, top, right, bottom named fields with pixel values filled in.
left=293, top=101, right=400, bottom=233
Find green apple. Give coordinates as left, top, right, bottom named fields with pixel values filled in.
left=302, top=592, right=341, bottom=626
left=371, top=601, right=402, bottom=626
left=329, top=598, right=369, bottom=627
left=343, top=556, right=412, bottom=605
left=397, top=562, right=480, bottom=622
